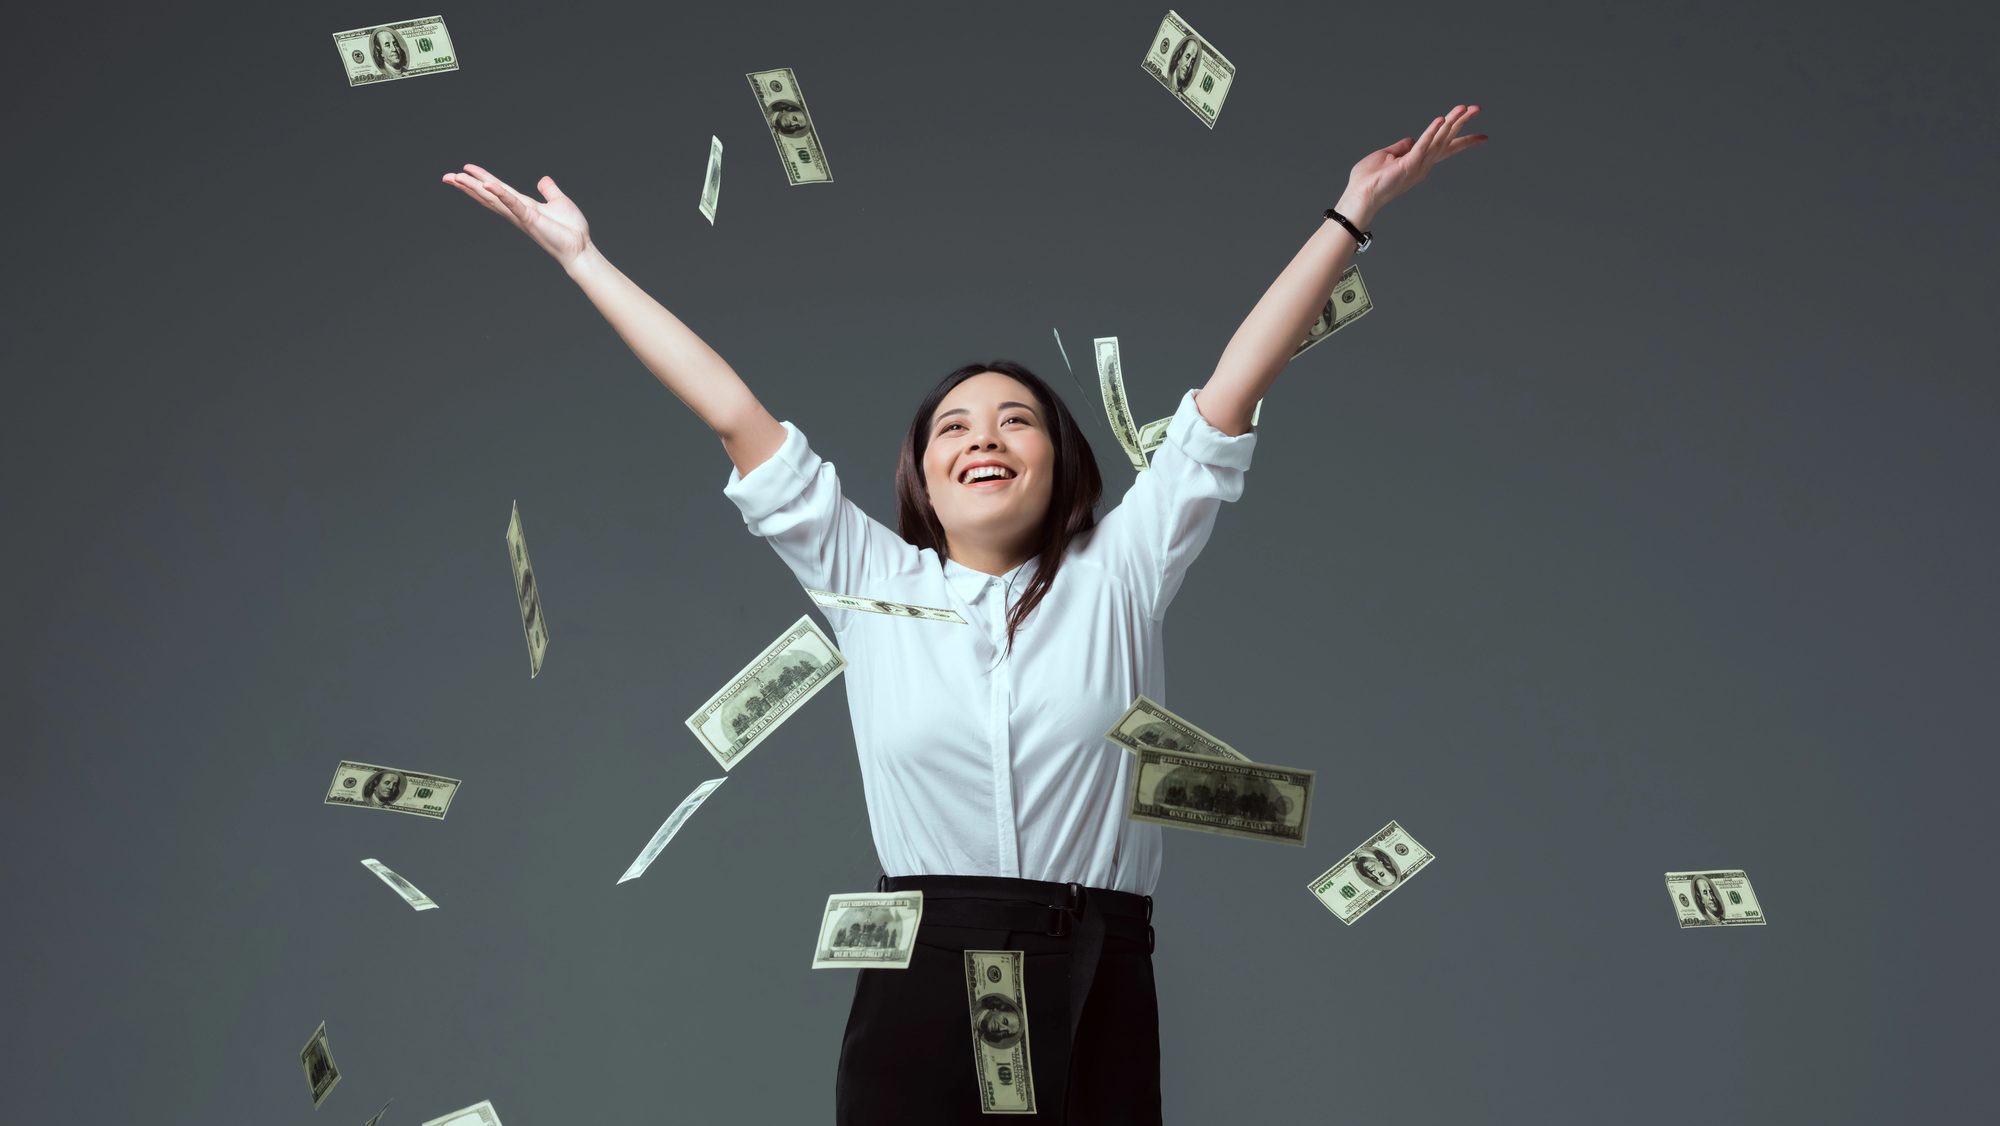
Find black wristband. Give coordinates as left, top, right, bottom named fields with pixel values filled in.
left=1324, top=208, right=1372, bottom=252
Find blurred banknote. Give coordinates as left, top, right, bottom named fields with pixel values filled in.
left=423, top=1101, right=503, bottom=1126
left=748, top=67, right=832, bottom=184
left=324, top=760, right=460, bottom=819
left=365, top=1099, right=394, bottom=1126
left=812, top=891, right=924, bottom=969
left=1139, top=11, right=1235, bottom=128
left=685, top=614, right=846, bottom=770
left=1105, top=694, right=1250, bottom=762
left=619, top=777, right=728, bottom=883
left=1094, top=336, right=1149, bottom=471
left=506, top=500, right=548, bottom=678
left=1127, top=746, right=1313, bottom=845
left=1308, top=819, right=1434, bottom=925
left=1665, top=869, right=1766, bottom=928
left=300, top=1020, right=341, bottom=1108
left=965, top=950, right=1037, bottom=1113
left=362, top=858, right=437, bottom=911
left=332, top=16, right=459, bottom=87
left=698, top=135, right=723, bottom=223
left=807, top=588, right=966, bottom=623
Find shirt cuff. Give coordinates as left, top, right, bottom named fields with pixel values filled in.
left=722, top=420, right=819, bottom=523
left=1169, top=389, right=1257, bottom=470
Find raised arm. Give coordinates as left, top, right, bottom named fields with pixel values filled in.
left=1198, top=104, right=1488, bottom=436
left=443, top=164, right=788, bottom=476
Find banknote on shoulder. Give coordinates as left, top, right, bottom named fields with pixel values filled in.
left=685, top=614, right=846, bottom=770
left=1308, top=820, right=1434, bottom=925
left=1665, top=869, right=1766, bottom=928
left=965, top=950, right=1037, bottom=1113
left=812, top=891, right=924, bottom=969
left=1127, top=746, right=1313, bottom=845
left=1105, top=694, right=1250, bottom=761
left=324, top=760, right=461, bottom=819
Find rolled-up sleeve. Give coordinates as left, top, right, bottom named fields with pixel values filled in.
left=723, top=420, right=918, bottom=609
left=1078, top=388, right=1257, bottom=619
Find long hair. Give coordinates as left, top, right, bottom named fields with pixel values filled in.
left=894, top=360, right=1103, bottom=659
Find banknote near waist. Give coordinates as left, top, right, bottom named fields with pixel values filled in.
left=812, top=891, right=923, bottom=969
left=1307, top=819, right=1434, bottom=925
left=423, top=1100, right=504, bottom=1126
left=324, top=760, right=461, bottom=819
left=1139, top=10, right=1235, bottom=128
left=685, top=613, right=847, bottom=770
left=748, top=67, right=832, bottom=184
left=1126, top=745, right=1314, bottom=845
left=1664, top=869, right=1766, bottom=928
left=506, top=500, right=548, bottom=678
left=806, top=587, right=967, bottom=624
left=619, top=777, right=728, bottom=883
left=965, top=950, right=1037, bottom=1113
left=362, top=858, right=438, bottom=910
left=332, top=16, right=459, bottom=87
left=1105, top=694, right=1251, bottom=761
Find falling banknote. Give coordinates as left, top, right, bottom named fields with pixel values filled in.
left=1139, top=11, right=1235, bottom=128
left=365, top=1099, right=395, bottom=1126
left=685, top=614, right=846, bottom=770
left=332, top=16, right=459, bottom=87
left=748, top=68, right=832, bottom=184
left=1665, top=869, right=1766, bottom=928
left=1104, top=694, right=1251, bottom=762
left=361, top=858, right=438, bottom=911
left=422, top=1101, right=504, bottom=1126
left=806, top=588, right=966, bottom=624
left=698, top=135, right=723, bottom=224
left=324, top=760, right=461, bottom=819
left=299, top=1021, right=341, bottom=1108
left=1094, top=336, right=1149, bottom=471
left=1126, top=746, right=1314, bottom=846
left=812, top=891, right=924, bottom=969
left=965, top=950, right=1037, bottom=1114
left=619, top=777, right=729, bottom=883
left=1308, top=819, right=1435, bottom=925
left=505, top=500, right=548, bottom=678
left=1293, top=263, right=1373, bottom=361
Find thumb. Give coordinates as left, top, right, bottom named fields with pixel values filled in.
left=539, top=175, right=570, bottom=203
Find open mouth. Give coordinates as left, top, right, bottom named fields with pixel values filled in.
left=959, top=466, right=1018, bottom=488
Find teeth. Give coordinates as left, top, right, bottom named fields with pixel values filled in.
left=962, top=466, right=1014, bottom=483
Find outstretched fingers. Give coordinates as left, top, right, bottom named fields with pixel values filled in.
left=445, top=173, right=515, bottom=221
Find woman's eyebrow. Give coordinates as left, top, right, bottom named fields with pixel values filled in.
left=934, top=401, right=1039, bottom=422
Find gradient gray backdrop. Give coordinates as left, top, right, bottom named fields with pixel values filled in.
left=5, top=0, right=1995, bottom=1122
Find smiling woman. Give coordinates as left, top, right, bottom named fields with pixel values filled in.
left=442, top=99, right=1485, bottom=1125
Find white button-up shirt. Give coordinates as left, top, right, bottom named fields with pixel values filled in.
left=722, top=387, right=1256, bottom=895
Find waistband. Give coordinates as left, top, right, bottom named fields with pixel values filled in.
left=877, top=873, right=1153, bottom=948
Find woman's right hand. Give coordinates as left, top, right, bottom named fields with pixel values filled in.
left=443, top=164, right=591, bottom=267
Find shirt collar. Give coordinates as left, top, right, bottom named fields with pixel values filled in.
left=942, top=554, right=1040, bottom=603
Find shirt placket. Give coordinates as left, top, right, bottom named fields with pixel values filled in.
left=983, top=577, right=1020, bottom=877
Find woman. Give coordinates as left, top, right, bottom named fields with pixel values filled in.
left=443, top=102, right=1485, bottom=1124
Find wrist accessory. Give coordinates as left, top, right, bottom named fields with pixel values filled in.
left=1324, top=208, right=1372, bottom=252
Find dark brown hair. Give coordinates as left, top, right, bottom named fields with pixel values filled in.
left=894, top=360, right=1103, bottom=659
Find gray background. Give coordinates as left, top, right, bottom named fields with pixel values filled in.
left=4, top=0, right=1995, bottom=1122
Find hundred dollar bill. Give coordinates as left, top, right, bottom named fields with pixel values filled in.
left=300, top=1020, right=341, bottom=1108
left=1139, top=11, right=1235, bottom=128
left=1127, top=746, right=1314, bottom=845
left=324, top=760, right=461, bottom=819
left=1665, top=869, right=1766, bottom=928
left=965, top=950, right=1037, bottom=1113
left=1308, top=819, right=1434, bottom=925
left=505, top=500, right=548, bottom=678
left=1105, top=694, right=1250, bottom=762
left=698, top=135, right=723, bottom=224
left=423, top=1100, right=503, bottom=1126
left=1094, top=336, right=1149, bottom=471
left=365, top=1098, right=395, bottom=1126
left=807, top=588, right=966, bottom=624
left=1293, top=263, right=1373, bottom=360
left=685, top=613, right=847, bottom=770
left=748, top=68, right=832, bottom=184
left=619, top=777, right=728, bottom=883
left=332, top=16, right=459, bottom=88
left=1136, top=415, right=1172, bottom=458
left=362, top=858, right=438, bottom=910
left=812, top=891, right=924, bottom=969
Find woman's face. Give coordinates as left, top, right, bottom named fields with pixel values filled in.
left=922, top=372, right=1056, bottom=559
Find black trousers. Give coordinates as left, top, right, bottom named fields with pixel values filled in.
left=835, top=874, right=1162, bottom=1124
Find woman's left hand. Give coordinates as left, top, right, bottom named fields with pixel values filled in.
left=1344, top=104, right=1488, bottom=217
